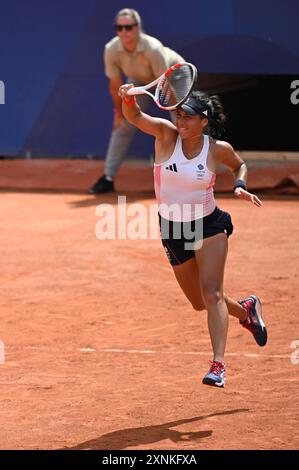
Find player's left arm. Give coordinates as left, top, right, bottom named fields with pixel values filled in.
left=214, top=140, right=262, bottom=207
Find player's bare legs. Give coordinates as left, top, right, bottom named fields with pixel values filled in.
left=194, top=233, right=228, bottom=361
left=172, top=258, right=246, bottom=321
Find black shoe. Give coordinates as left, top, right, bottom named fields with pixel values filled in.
left=89, top=175, right=115, bottom=194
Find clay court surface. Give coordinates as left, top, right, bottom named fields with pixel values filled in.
left=0, top=161, right=298, bottom=450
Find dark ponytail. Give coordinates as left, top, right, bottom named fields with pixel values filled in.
left=208, top=95, right=226, bottom=139
left=186, top=91, right=226, bottom=139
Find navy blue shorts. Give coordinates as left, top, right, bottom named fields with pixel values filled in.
left=159, top=207, right=234, bottom=266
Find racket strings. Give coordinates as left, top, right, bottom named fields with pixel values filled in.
left=155, top=64, right=195, bottom=108
left=157, top=77, right=172, bottom=107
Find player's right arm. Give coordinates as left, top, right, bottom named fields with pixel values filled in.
left=119, top=84, right=176, bottom=140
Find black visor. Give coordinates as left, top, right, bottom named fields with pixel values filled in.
left=181, top=97, right=209, bottom=117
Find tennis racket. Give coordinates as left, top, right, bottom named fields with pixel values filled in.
left=127, top=62, right=197, bottom=111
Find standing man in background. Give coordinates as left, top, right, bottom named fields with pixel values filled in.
left=89, top=8, right=184, bottom=194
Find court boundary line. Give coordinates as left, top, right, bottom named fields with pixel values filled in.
left=5, top=345, right=292, bottom=359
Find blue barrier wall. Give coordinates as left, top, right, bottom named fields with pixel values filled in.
left=0, top=0, right=298, bottom=156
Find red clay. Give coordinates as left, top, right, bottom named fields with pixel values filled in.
left=0, top=162, right=298, bottom=450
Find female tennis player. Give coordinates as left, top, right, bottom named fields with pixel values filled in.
left=119, top=85, right=268, bottom=388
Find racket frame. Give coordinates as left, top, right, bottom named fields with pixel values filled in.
left=126, top=62, right=197, bottom=110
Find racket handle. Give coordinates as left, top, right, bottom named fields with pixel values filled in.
left=127, top=86, right=145, bottom=96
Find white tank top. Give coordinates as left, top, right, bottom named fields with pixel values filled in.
left=154, top=134, right=216, bottom=222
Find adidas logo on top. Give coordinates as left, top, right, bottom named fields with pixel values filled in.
left=165, top=163, right=177, bottom=172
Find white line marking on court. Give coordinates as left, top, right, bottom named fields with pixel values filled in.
left=6, top=346, right=292, bottom=359
left=99, top=349, right=291, bottom=359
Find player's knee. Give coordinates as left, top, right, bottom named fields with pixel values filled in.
left=202, top=285, right=223, bottom=307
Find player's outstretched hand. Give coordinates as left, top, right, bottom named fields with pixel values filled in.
left=234, top=187, right=263, bottom=207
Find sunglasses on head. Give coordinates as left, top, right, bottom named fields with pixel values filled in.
left=115, top=23, right=137, bottom=32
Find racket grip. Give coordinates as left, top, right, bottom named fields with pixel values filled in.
left=127, top=86, right=145, bottom=96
